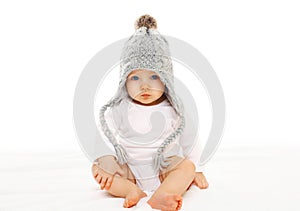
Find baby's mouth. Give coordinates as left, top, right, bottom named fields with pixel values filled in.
left=141, top=93, right=151, bottom=97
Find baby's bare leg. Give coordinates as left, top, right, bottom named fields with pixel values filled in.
left=105, top=164, right=147, bottom=208
left=147, top=157, right=195, bottom=211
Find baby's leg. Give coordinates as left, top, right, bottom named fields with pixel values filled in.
left=147, top=156, right=195, bottom=211
left=106, top=163, right=147, bottom=208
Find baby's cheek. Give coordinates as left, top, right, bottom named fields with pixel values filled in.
left=126, top=84, right=140, bottom=98
left=153, top=82, right=165, bottom=92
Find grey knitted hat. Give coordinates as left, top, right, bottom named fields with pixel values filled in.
left=99, top=14, right=185, bottom=172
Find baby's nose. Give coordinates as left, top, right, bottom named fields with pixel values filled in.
left=140, top=81, right=150, bottom=90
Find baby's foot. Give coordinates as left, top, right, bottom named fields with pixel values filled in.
left=194, top=172, right=209, bottom=189
left=147, top=192, right=183, bottom=211
left=123, top=189, right=147, bottom=208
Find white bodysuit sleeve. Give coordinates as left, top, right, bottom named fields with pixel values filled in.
left=186, top=136, right=205, bottom=172
left=178, top=112, right=205, bottom=172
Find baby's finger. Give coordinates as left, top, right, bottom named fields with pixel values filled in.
left=92, top=164, right=98, bottom=174
left=105, top=175, right=113, bottom=190
left=100, top=176, right=108, bottom=190
left=96, top=174, right=102, bottom=184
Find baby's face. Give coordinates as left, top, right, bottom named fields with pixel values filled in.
left=125, top=69, right=165, bottom=105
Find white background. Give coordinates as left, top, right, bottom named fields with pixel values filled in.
left=1, top=1, right=300, bottom=210
left=1, top=0, right=299, bottom=152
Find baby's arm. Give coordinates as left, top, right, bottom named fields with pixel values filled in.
left=178, top=112, right=209, bottom=189
left=184, top=137, right=209, bottom=189
left=92, top=107, right=121, bottom=189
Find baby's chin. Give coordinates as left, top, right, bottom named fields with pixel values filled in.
left=133, top=98, right=157, bottom=106
left=133, top=95, right=166, bottom=106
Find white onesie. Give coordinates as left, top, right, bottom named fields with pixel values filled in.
left=100, top=98, right=204, bottom=192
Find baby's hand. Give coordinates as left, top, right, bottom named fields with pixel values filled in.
left=92, top=155, right=125, bottom=190
left=193, top=172, right=209, bottom=189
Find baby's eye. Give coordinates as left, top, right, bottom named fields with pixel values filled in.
left=130, top=76, right=139, bottom=80
left=151, top=75, right=159, bottom=80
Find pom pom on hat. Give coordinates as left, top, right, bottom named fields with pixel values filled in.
left=134, top=14, right=157, bottom=30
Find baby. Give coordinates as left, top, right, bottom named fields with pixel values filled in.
left=92, top=15, right=208, bottom=211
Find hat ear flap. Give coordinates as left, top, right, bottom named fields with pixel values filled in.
left=99, top=98, right=128, bottom=164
